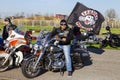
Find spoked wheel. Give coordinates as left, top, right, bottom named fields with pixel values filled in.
left=21, top=56, right=42, bottom=78
left=72, top=52, right=84, bottom=70
left=109, top=39, right=118, bottom=48
left=0, top=54, right=13, bottom=72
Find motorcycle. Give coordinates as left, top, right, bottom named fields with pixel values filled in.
left=0, top=30, right=32, bottom=71
left=100, top=26, right=120, bottom=49
left=81, top=30, right=103, bottom=44
left=21, top=30, right=91, bottom=78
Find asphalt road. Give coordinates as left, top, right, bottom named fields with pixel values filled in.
left=0, top=48, right=120, bottom=80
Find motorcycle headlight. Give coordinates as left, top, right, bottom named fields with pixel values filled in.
left=34, top=44, right=39, bottom=50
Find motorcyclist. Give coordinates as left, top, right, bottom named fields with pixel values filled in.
left=51, top=19, right=73, bottom=76
left=72, top=21, right=92, bottom=42
left=2, top=17, right=18, bottom=40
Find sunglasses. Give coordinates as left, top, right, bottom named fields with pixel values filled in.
left=4, top=20, right=9, bottom=22
left=60, top=23, right=66, bottom=26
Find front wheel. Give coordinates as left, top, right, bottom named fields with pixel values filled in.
left=0, top=54, right=13, bottom=72
left=21, top=56, right=42, bottom=78
left=99, top=40, right=108, bottom=49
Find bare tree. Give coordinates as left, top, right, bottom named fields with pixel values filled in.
left=15, top=13, right=20, bottom=18
left=20, top=12, right=25, bottom=18
left=105, top=9, right=119, bottom=28
left=105, top=8, right=117, bottom=20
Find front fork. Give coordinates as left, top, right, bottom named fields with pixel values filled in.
left=33, top=50, right=44, bottom=69
left=2, top=47, right=15, bottom=66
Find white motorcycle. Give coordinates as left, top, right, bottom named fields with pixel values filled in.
left=0, top=30, right=32, bottom=71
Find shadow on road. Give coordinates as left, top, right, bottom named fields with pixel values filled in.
left=83, top=60, right=93, bottom=66
left=38, top=68, right=48, bottom=76
left=88, top=46, right=105, bottom=55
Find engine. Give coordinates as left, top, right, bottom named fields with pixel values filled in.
left=47, top=52, right=65, bottom=71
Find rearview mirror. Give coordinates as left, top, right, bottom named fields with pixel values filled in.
left=106, top=26, right=110, bottom=31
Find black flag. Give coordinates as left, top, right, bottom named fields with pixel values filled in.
left=67, top=2, right=105, bottom=34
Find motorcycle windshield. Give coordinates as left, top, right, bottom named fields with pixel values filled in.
left=35, top=30, right=52, bottom=46
left=11, top=27, right=24, bottom=35
left=16, top=24, right=30, bottom=35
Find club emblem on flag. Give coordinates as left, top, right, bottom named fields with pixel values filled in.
left=67, top=2, right=105, bottom=34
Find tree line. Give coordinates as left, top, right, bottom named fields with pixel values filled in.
left=0, top=8, right=120, bottom=28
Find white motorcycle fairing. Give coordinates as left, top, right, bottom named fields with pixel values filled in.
left=7, top=30, right=24, bottom=41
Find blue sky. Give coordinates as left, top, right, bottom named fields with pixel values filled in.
left=0, top=0, right=120, bottom=18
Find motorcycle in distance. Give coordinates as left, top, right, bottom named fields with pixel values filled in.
left=81, top=29, right=103, bottom=45
left=21, top=30, right=91, bottom=78
left=100, top=26, right=120, bottom=49
left=0, top=30, right=33, bottom=71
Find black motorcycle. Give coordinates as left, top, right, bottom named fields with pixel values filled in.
left=21, top=30, right=91, bottom=78
left=100, top=26, right=120, bottom=49
left=80, top=30, right=103, bottom=45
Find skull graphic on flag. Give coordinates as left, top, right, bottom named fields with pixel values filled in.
left=67, top=2, right=105, bottom=34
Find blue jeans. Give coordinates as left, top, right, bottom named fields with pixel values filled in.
left=59, top=45, right=72, bottom=71
left=0, top=38, right=4, bottom=46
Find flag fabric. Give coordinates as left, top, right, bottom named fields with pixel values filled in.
left=67, top=2, right=105, bottom=34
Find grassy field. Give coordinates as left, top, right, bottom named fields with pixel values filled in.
left=0, top=25, right=54, bottom=32
left=99, top=28, right=120, bottom=35
left=1, top=25, right=120, bottom=34
left=0, top=25, right=120, bottom=49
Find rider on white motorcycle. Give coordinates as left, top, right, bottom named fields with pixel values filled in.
left=2, top=17, right=18, bottom=40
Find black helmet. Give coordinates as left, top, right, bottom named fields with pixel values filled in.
left=4, top=17, right=11, bottom=23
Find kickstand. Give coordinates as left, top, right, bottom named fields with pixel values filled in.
left=60, top=68, right=64, bottom=76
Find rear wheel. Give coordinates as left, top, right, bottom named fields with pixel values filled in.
left=109, top=39, right=118, bottom=48
left=72, top=52, right=83, bottom=70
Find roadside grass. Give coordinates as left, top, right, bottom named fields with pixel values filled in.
left=0, top=25, right=4, bottom=31
left=0, top=25, right=54, bottom=33
left=1, top=25, right=120, bottom=34
left=19, top=25, right=54, bottom=31
left=0, top=25, right=120, bottom=50
left=99, top=28, right=120, bottom=35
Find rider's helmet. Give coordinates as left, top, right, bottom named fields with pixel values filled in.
left=4, top=17, right=11, bottom=23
